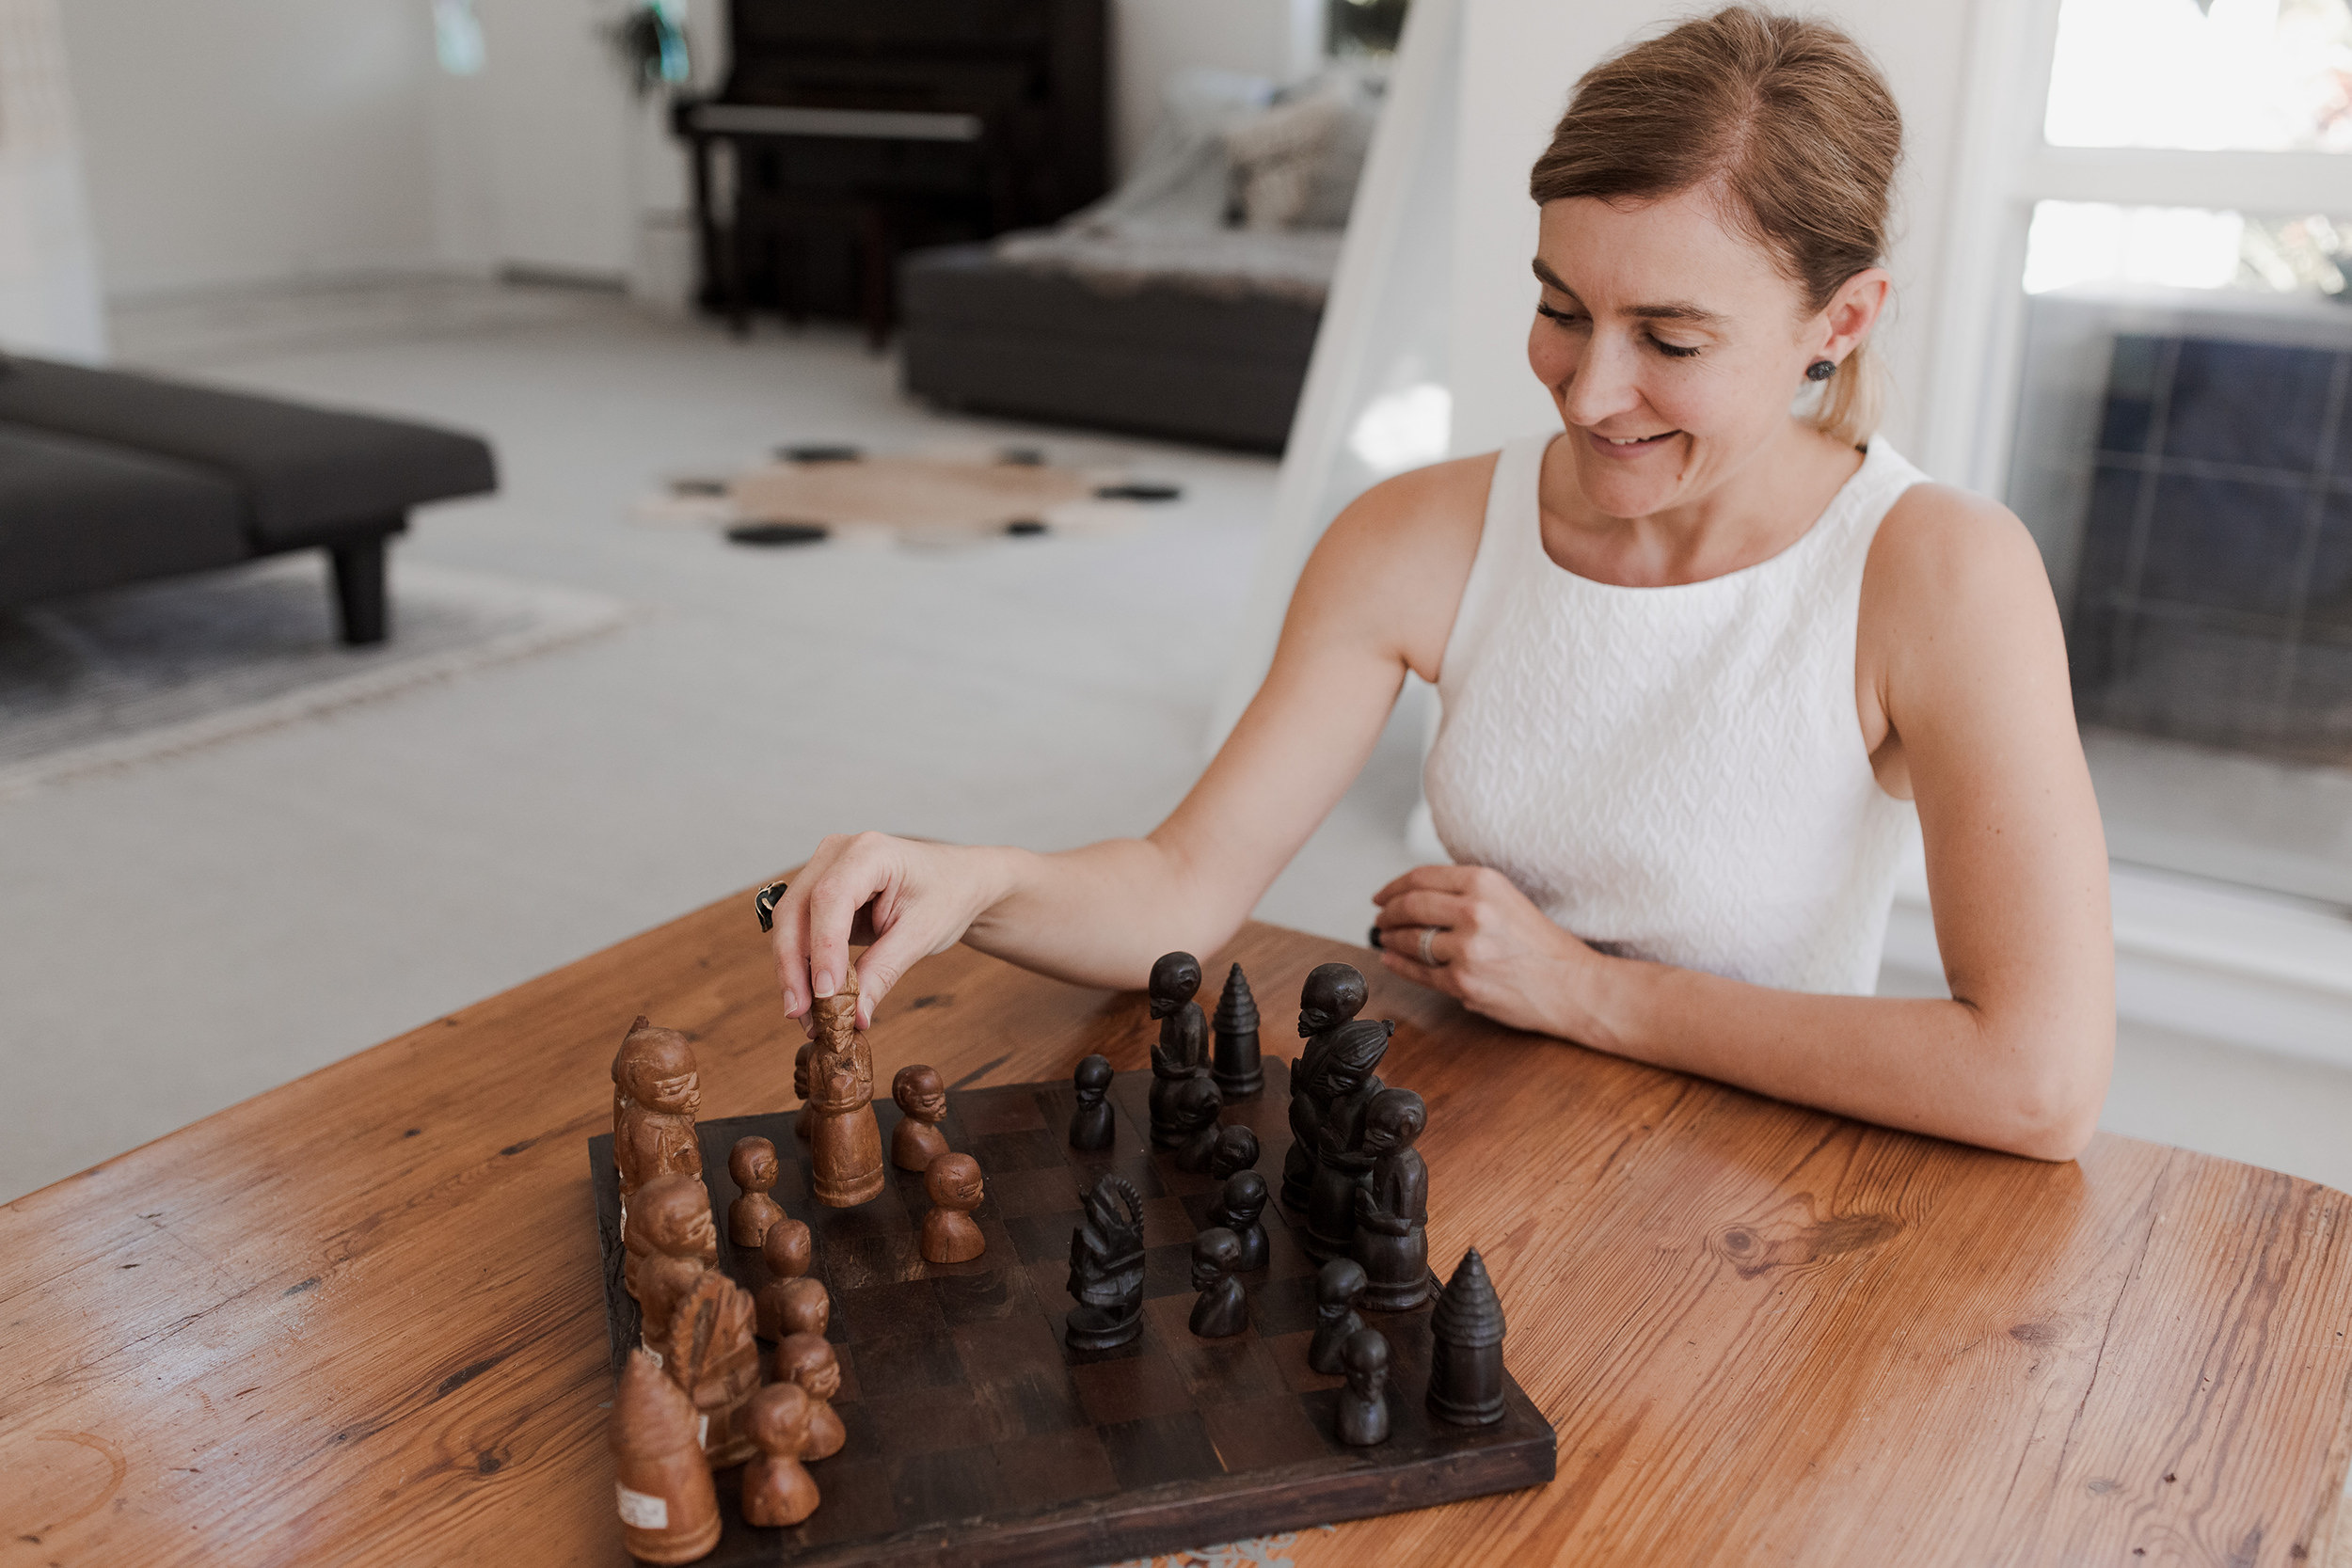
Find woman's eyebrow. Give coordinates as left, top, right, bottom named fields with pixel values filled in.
left=1530, top=260, right=1724, bottom=326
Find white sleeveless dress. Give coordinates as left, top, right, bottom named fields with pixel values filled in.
left=1422, top=434, right=1924, bottom=995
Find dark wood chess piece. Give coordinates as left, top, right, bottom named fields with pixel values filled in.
left=612, top=1017, right=704, bottom=1207
left=1207, top=1170, right=1269, bottom=1272
left=1147, top=951, right=1208, bottom=1148
left=1207, top=1125, right=1260, bottom=1182
left=792, top=1039, right=815, bottom=1141
left=739, top=1381, right=822, bottom=1528
left=1352, top=1088, right=1432, bottom=1311
left=1337, top=1327, right=1392, bottom=1447
left=753, top=1219, right=814, bottom=1340
left=920, top=1152, right=987, bottom=1263
left=807, top=969, right=884, bottom=1208
left=1428, top=1247, right=1507, bottom=1427
left=1168, top=1074, right=1225, bottom=1173
left=772, top=1331, right=847, bottom=1460
left=727, top=1136, right=787, bottom=1247
left=1065, top=1174, right=1146, bottom=1351
left=1308, top=1257, right=1368, bottom=1375
left=1282, top=963, right=1367, bottom=1212
left=1303, top=1018, right=1396, bottom=1262
left=611, top=1348, right=722, bottom=1565
left=1188, top=1227, right=1248, bottom=1338
left=890, top=1064, right=951, bottom=1172
left=1211, top=962, right=1263, bottom=1099
left=1068, top=1053, right=1116, bottom=1150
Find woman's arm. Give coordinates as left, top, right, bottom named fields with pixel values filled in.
left=768, top=456, right=1493, bottom=1026
left=1374, top=484, right=2114, bottom=1160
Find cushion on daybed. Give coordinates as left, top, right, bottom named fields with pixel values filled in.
left=0, top=427, right=247, bottom=606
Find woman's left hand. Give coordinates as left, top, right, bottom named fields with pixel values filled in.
left=1371, top=863, right=1603, bottom=1038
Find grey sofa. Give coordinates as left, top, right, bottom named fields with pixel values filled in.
left=0, top=356, right=498, bottom=644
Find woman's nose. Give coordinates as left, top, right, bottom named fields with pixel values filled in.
left=1561, top=334, right=1644, bottom=428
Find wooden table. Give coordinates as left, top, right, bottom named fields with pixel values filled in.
left=7, top=894, right=2351, bottom=1566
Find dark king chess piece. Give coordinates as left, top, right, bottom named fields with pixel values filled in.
left=1337, top=1326, right=1393, bottom=1447
left=1427, top=1247, right=1508, bottom=1427
left=1303, top=1018, right=1396, bottom=1262
left=1351, top=1087, right=1432, bottom=1311
left=1068, top=1053, right=1116, bottom=1150
left=1308, top=1257, right=1368, bottom=1375
left=1282, top=963, right=1367, bottom=1212
left=1207, top=1170, right=1269, bottom=1271
left=1211, top=962, right=1263, bottom=1099
left=1168, top=1074, right=1226, bottom=1173
left=1147, top=950, right=1209, bottom=1148
left=1065, top=1174, right=1147, bottom=1351
left=1188, top=1227, right=1248, bottom=1338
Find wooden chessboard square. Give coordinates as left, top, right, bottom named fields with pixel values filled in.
left=1097, top=1410, right=1224, bottom=1489
left=931, top=1265, right=1036, bottom=1326
left=862, top=1388, right=995, bottom=1456
left=1200, top=1393, right=1332, bottom=1472
left=836, top=1276, right=949, bottom=1343
left=1247, top=1272, right=1323, bottom=1338
left=1001, top=1209, right=1085, bottom=1265
left=1264, top=1331, right=1345, bottom=1395
left=989, top=1164, right=1089, bottom=1219
left=953, top=1086, right=1050, bottom=1136
left=1139, top=1194, right=1199, bottom=1247
left=1069, top=1346, right=1197, bottom=1425
left=827, top=1343, right=865, bottom=1403
left=1161, top=1323, right=1285, bottom=1408
left=949, top=1315, right=1066, bottom=1389
left=973, top=1360, right=1091, bottom=1439
left=794, top=1456, right=896, bottom=1544
left=824, top=1230, right=925, bottom=1291
left=991, top=1426, right=1123, bottom=1508
left=965, top=1127, right=1067, bottom=1173
left=1141, top=1242, right=1198, bottom=1298
left=889, top=1445, right=1005, bottom=1528
left=1261, top=1218, right=1321, bottom=1281
left=1026, top=1256, right=1078, bottom=1316
left=847, top=1331, right=965, bottom=1400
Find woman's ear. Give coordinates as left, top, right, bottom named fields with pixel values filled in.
left=1817, top=266, right=1891, bottom=363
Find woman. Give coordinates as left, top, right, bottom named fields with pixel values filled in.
left=764, top=8, right=2114, bottom=1161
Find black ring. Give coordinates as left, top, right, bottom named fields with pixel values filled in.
left=754, top=879, right=790, bottom=933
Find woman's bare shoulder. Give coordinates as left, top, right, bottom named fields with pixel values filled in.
left=1866, top=481, right=2053, bottom=614
left=1298, top=451, right=1501, bottom=679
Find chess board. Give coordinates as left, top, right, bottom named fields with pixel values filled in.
left=588, top=1059, right=1556, bottom=1566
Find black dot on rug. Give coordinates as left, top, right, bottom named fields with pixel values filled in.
left=726, top=521, right=830, bottom=546
left=1005, top=518, right=1048, bottom=536
left=1094, top=482, right=1182, bottom=502
left=774, top=443, right=862, bottom=463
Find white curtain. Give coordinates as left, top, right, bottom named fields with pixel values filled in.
left=0, top=0, right=107, bottom=359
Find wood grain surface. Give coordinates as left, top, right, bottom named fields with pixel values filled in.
left=4, top=891, right=2350, bottom=1567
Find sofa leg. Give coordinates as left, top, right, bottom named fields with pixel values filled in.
left=329, top=536, right=389, bottom=646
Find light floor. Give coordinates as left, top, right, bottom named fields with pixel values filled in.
left=5, top=277, right=2350, bottom=1210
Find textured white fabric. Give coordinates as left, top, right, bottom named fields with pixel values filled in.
left=1424, top=435, right=1924, bottom=995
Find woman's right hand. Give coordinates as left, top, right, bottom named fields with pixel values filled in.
left=766, top=832, right=1011, bottom=1030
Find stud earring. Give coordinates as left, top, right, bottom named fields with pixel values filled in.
left=1805, top=358, right=1836, bottom=383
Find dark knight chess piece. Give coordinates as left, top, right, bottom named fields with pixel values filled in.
left=1147, top=950, right=1209, bottom=1148
left=1066, top=1174, right=1147, bottom=1351
left=1303, top=1018, right=1396, bottom=1263
left=1428, top=1247, right=1508, bottom=1427
left=1282, top=962, right=1367, bottom=1212
left=1207, top=1125, right=1260, bottom=1183
left=1337, top=1327, right=1393, bottom=1447
left=1207, top=1169, right=1269, bottom=1272
left=1188, top=1227, right=1248, bottom=1338
left=1308, top=1257, right=1368, bottom=1375
left=1352, top=1088, right=1432, bottom=1311
left=1168, top=1075, right=1226, bottom=1173
left=1211, top=962, right=1263, bottom=1099
left=1068, top=1053, right=1116, bottom=1150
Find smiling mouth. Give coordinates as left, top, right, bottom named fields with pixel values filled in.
left=1593, top=429, right=1680, bottom=449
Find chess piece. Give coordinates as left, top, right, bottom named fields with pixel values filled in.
left=770, top=1275, right=831, bottom=1340
left=1427, top=1247, right=1508, bottom=1427
left=891, top=1064, right=951, bottom=1172
left=1206, top=1125, right=1261, bottom=1183
left=1188, top=1227, right=1248, bottom=1338
left=1308, top=1258, right=1368, bottom=1375
left=1303, top=1018, right=1396, bottom=1262
left=611, top=1348, right=722, bottom=1565
left=1068, top=1053, right=1116, bottom=1150
left=1208, top=1170, right=1270, bottom=1272
left=1146, top=951, right=1209, bottom=1148
left=772, top=1332, right=847, bottom=1460
left=920, top=1152, right=987, bottom=1264
left=628, top=1173, right=719, bottom=1323
left=753, top=1219, right=814, bottom=1340
left=1168, top=1074, right=1225, bottom=1173
left=634, top=1176, right=761, bottom=1465
left=1352, top=1088, right=1432, bottom=1311
left=727, top=1136, right=787, bottom=1248
left=1065, top=1174, right=1147, bottom=1351
left=1337, top=1327, right=1393, bottom=1447
left=1282, top=963, right=1367, bottom=1211
left=739, top=1381, right=822, bottom=1528
left=807, top=969, right=885, bottom=1207
left=792, top=1039, right=816, bottom=1141
left=1211, top=962, right=1263, bottom=1099
left=613, top=1017, right=704, bottom=1206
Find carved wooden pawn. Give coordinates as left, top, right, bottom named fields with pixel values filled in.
left=727, top=1136, right=787, bottom=1248
left=1188, top=1227, right=1248, bottom=1338
left=753, top=1219, right=814, bottom=1341
left=1308, top=1257, right=1368, bottom=1375
left=807, top=969, right=884, bottom=1208
left=1068, top=1053, right=1116, bottom=1150
left=1206, top=1125, right=1260, bottom=1183
left=739, top=1381, right=822, bottom=1528
left=1209, top=1170, right=1270, bottom=1272
left=1337, top=1327, right=1393, bottom=1447
left=611, top=1348, right=721, bottom=1565
left=890, top=1063, right=950, bottom=1172
left=920, top=1152, right=987, bottom=1264
left=773, top=1332, right=847, bottom=1460
left=1168, top=1074, right=1225, bottom=1174
left=1351, top=1087, right=1432, bottom=1311
left=770, top=1275, right=831, bottom=1341
left=1147, top=951, right=1208, bottom=1148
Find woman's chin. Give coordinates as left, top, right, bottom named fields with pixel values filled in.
left=1570, top=452, right=1684, bottom=520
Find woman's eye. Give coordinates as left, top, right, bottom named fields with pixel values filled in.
left=1649, top=335, right=1702, bottom=359
left=1535, top=302, right=1585, bottom=328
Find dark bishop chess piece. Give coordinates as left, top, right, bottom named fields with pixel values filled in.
left=1068, top=1053, right=1116, bottom=1150
left=1427, top=1247, right=1508, bottom=1427
left=1352, top=1088, right=1432, bottom=1311
left=1283, top=962, right=1367, bottom=1212
left=1206, top=1125, right=1260, bottom=1183
left=1336, top=1327, right=1393, bottom=1447
left=1168, top=1074, right=1226, bottom=1173
left=1211, top=962, right=1263, bottom=1099
left=1188, top=1227, right=1248, bottom=1338
left=1207, top=1169, right=1269, bottom=1272
left=1303, top=1018, right=1396, bottom=1263
left=1065, top=1174, right=1147, bottom=1351
left=1307, top=1257, right=1368, bottom=1375
left=1147, top=950, right=1209, bottom=1148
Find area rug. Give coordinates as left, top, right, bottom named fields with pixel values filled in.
left=0, top=556, right=634, bottom=799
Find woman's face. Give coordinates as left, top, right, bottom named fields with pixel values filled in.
left=1526, top=186, right=1870, bottom=520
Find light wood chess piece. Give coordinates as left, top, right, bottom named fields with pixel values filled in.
left=727, top=1136, right=787, bottom=1247
left=612, top=1348, right=721, bottom=1564
left=807, top=969, right=884, bottom=1207
left=890, top=1064, right=950, bottom=1172
left=739, top=1382, right=822, bottom=1528
left=919, top=1152, right=986, bottom=1264
left=773, top=1332, right=848, bottom=1460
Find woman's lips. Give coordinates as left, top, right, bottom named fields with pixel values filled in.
left=1584, top=428, right=1680, bottom=457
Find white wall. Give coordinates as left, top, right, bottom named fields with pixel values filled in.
left=1111, top=0, right=1326, bottom=174
left=0, top=0, right=106, bottom=357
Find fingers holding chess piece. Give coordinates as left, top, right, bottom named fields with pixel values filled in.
left=1336, top=1327, right=1393, bottom=1447
left=1168, top=1074, right=1225, bottom=1174
left=728, top=1136, right=787, bottom=1248
left=1307, top=1258, right=1368, bottom=1375
left=1188, top=1227, right=1248, bottom=1338
left=772, top=1332, right=847, bottom=1461
left=611, top=1348, right=722, bottom=1565
left=1068, top=1053, right=1116, bottom=1151
left=753, top=1218, right=814, bottom=1340
left=1209, top=1170, right=1270, bottom=1272
left=920, top=1152, right=987, bottom=1264
left=739, top=1381, right=822, bottom=1528
left=891, top=1064, right=951, bottom=1172
left=807, top=969, right=885, bottom=1208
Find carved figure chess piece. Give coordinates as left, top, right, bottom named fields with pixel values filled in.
left=727, top=1136, right=787, bottom=1248
left=772, top=1332, right=847, bottom=1460
left=1206, top=1125, right=1260, bottom=1183
left=613, top=1017, right=704, bottom=1207
left=739, top=1381, right=822, bottom=1528
left=1303, top=1018, right=1396, bottom=1262
left=1168, top=1075, right=1225, bottom=1173
left=753, top=1218, right=814, bottom=1340
left=1337, top=1327, right=1393, bottom=1447
left=891, top=1064, right=951, bottom=1172
left=1351, top=1088, right=1432, bottom=1311
left=1308, top=1258, right=1368, bottom=1375
left=1427, top=1247, right=1508, bottom=1427
left=1211, top=962, right=1263, bottom=1099
left=1208, top=1170, right=1270, bottom=1272
left=632, top=1178, right=760, bottom=1465
left=1065, top=1174, right=1147, bottom=1351
left=793, top=1039, right=816, bottom=1141
left=807, top=970, right=884, bottom=1208
left=1188, top=1227, right=1248, bottom=1338
left=1146, top=951, right=1209, bottom=1148
left=611, top=1348, right=721, bottom=1565
left=771, top=1275, right=831, bottom=1341
left=1283, top=963, right=1367, bottom=1212
left=627, top=1172, right=718, bottom=1323
left=1068, top=1053, right=1116, bottom=1150
left=920, top=1152, right=987, bottom=1264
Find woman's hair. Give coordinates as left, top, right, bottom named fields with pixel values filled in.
left=1528, top=6, right=1901, bottom=448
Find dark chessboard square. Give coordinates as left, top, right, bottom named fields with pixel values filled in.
left=1248, top=1273, right=1321, bottom=1338
left=1099, top=1155, right=1167, bottom=1198
left=1004, top=1210, right=1085, bottom=1266
left=931, top=1265, right=1038, bottom=1325
left=1097, top=1411, right=1226, bottom=1490
left=824, top=1231, right=925, bottom=1292
left=1200, top=1393, right=1329, bottom=1474
left=955, top=1087, right=1050, bottom=1135
left=992, top=1164, right=1089, bottom=1220
left=830, top=1342, right=864, bottom=1403
left=784, top=1456, right=897, bottom=1546
left=1261, top=1221, right=1319, bottom=1282
left=966, top=1129, right=1067, bottom=1173
left=852, top=1330, right=968, bottom=1400
left=864, top=1388, right=996, bottom=1456
left=1142, top=1242, right=1200, bottom=1299
left=991, top=1427, right=1121, bottom=1509
left=1266, top=1330, right=1345, bottom=1395
left=889, top=1445, right=1006, bottom=1530
left=1295, top=1387, right=1360, bottom=1457
left=1029, top=1257, right=1078, bottom=1318
left=1160, top=1321, right=1282, bottom=1406
left=951, top=1315, right=1067, bottom=1386
left=1140, top=1195, right=1198, bottom=1248
left=1072, top=1347, right=1194, bottom=1424
left=837, top=1277, right=950, bottom=1343
left=811, top=1189, right=915, bottom=1237
left=1155, top=1161, right=1219, bottom=1198
left=975, top=1361, right=1090, bottom=1438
